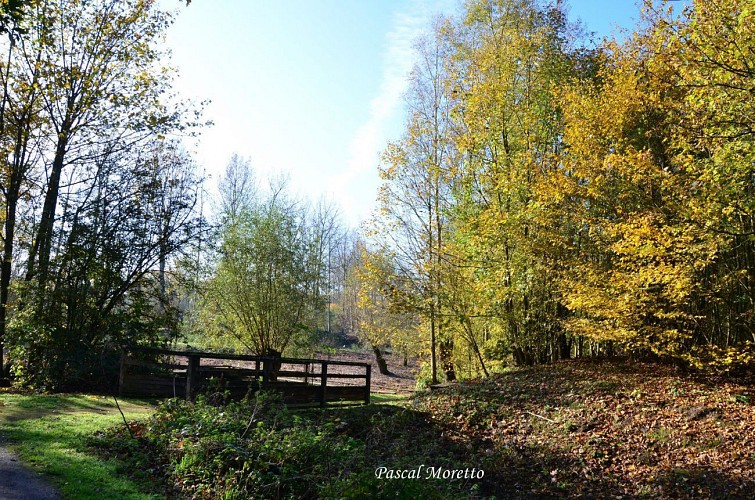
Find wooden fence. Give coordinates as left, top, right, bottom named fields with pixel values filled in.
left=119, top=346, right=371, bottom=406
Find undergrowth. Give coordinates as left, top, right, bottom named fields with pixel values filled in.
left=95, top=391, right=485, bottom=499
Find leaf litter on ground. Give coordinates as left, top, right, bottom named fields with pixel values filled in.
left=411, top=359, right=754, bottom=498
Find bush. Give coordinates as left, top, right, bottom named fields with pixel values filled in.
left=143, top=392, right=367, bottom=498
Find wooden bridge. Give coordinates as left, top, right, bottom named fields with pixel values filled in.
left=119, top=346, right=371, bottom=407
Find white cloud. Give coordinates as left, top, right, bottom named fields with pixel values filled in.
left=331, top=0, right=454, bottom=228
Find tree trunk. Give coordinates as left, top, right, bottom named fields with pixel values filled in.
left=472, top=340, right=489, bottom=378
left=371, top=344, right=391, bottom=375
left=439, top=338, right=456, bottom=381
left=558, top=332, right=570, bottom=360
left=28, top=133, right=68, bottom=288
left=430, top=308, right=438, bottom=384
left=513, top=346, right=525, bottom=366
left=0, top=183, right=19, bottom=379
left=513, top=346, right=535, bottom=366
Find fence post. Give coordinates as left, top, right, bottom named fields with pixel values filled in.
left=186, top=354, right=200, bottom=401
left=262, top=357, right=271, bottom=389
left=364, top=363, right=371, bottom=405
left=320, top=361, right=328, bottom=407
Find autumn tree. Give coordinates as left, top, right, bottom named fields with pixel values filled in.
left=369, top=0, right=753, bottom=374
left=348, top=244, right=405, bottom=375
left=370, top=19, right=457, bottom=383
left=661, top=0, right=755, bottom=367
left=446, top=0, right=583, bottom=365
left=550, top=0, right=755, bottom=370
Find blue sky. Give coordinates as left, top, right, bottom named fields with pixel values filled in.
left=159, top=0, right=646, bottom=227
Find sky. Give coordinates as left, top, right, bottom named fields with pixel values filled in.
left=158, top=0, right=648, bottom=228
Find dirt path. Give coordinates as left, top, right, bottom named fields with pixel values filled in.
left=0, top=440, right=60, bottom=500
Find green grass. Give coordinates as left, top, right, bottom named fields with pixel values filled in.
left=370, top=392, right=408, bottom=405
left=0, top=392, right=157, bottom=499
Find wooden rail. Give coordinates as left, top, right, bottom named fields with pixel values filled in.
left=119, top=346, right=371, bottom=407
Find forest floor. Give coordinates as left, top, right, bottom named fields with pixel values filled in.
left=410, top=359, right=755, bottom=498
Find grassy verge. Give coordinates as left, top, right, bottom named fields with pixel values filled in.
left=0, top=391, right=157, bottom=499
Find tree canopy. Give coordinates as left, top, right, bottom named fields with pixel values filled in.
left=367, top=0, right=755, bottom=378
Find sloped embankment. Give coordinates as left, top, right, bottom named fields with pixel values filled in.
left=413, top=360, right=755, bottom=498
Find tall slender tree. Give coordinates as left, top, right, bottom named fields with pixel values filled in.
left=371, top=19, right=458, bottom=383
left=26, top=0, right=177, bottom=291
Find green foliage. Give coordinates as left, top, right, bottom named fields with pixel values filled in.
left=8, top=280, right=174, bottom=389
left=8, top=141, right=201, bottom=390
left=200, top=163, right=334, bottom=356
left=99, top=391, right=486, bottom=499
left=142, top=392, right=361, bottom=498
left=0, top=0, right=28, bottom=37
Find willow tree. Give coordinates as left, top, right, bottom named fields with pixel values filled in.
left=203, top=163, right=330, bottom=356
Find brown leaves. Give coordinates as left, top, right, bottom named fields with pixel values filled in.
left=413, top=360, right=755, bottom=498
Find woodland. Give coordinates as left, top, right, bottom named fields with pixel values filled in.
left=0, top=0, right=753, bottom=497
left=0, top=0, right=752, bottom=389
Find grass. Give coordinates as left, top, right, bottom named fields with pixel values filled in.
left=0, top=391, right=157, bottom=499
left=369, top=392, right=408, bottom=404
